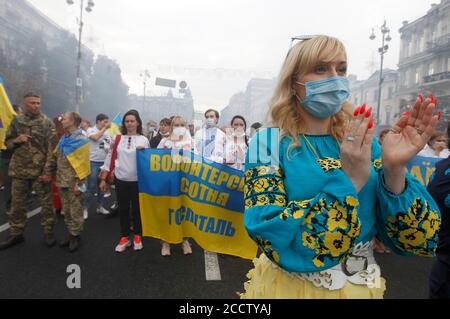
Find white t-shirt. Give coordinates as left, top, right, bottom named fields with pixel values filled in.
left=87, top=126, right=112, bottom=162
left=224, top=135, right=248, bottom=171
left=102, top=135, right=150, bottom=182
left=193, top=127, right=226, bottom=164
left=157, top=137, right=192, bottom=151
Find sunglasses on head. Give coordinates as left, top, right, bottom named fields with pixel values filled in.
left=287, top=34, right=316, bottom=55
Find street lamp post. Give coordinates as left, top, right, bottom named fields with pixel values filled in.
left=140, top=70, right=150, bottom=113
left=66, top=0, right=95, bottom=113
left=370, top=20, right=392, bottom=132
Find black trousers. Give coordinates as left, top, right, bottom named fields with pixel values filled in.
left=115, top=178, right=142, bottom=237
left=429, top=253, right=450, bottom=299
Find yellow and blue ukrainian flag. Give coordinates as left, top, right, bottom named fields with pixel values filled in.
left=108, top=113, right=122, bottom=138
left=0, top=76, right=16, bottom=150
left=57, top=131, right=91, bottom=180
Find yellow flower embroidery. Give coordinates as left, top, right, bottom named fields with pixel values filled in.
left=254, top=178, right=270, bottom=193
left=399, top=229, right=426, bottom=247
left=385, top=198, right=441, bottom=255
left=257, top=195, right=270, bottom=206
left=313, top=256, right=325, bottom=268
left=398, top=211, right=420, bottom=229
left=422, top=211, right=440, bottom=239
left=323, top=232, right=351, bottom=257
left=327, top=208, right=348, bottom=231
left=302, top=232, right=318, bottom=250
left=345, top=196, right=359, bottom=208
left=373, top=159, right=382, bottom=171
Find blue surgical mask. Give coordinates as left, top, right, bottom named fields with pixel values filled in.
left=296, top=76, right=350, bottom=119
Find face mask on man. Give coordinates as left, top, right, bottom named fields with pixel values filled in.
left=295, top=76, right=350, bottom=119
left=205, top=118, right=216, bottom=128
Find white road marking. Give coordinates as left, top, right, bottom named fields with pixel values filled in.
left=204, top=250, right=222, bottom=281
left=0, top=208, right=42, bottom=233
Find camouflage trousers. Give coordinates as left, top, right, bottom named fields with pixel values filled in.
left=59, top=188, right=84, bottom=236
left=9, top=178, right=55, bottom=236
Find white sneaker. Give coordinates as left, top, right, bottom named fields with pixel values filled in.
left=110, top=203, right=118, bottom=210
left=83, top=209, right=88, bottom=220
left=104, top=191, right=111, bottom=198
left=133, top=235, right=143, bottom=251
left=96, top=206, right=110, bottom=215
left=115, top=237, right=131, bottom=253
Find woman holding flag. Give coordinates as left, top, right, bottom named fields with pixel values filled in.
left=157, top=116, right=193, bottom=256
left=55, top=112, right=90, bottom=253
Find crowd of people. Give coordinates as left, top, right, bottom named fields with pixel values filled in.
left=0, top=100, right=258, bottom=255
left=0, top=34, right=449, bottom=299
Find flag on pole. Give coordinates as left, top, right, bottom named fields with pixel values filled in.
left=0, top=76, right=16, bottom=150
left=108, top=113, right=122, bottom=138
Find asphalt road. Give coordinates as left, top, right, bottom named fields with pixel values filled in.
left=0, top=189, right=436, bottom=299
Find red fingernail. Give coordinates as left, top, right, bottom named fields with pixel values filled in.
left=418, top=94, right=424, bottom=102
left=360, top=103, right=366, bottom=115
left=438, top=111, right=441, bottom=121
left=429, top=92, right=434, bottom=101
left=435, top=98, right=439, bottom=106
left=403, top=112, right=410, bottom=117
left=365, top=107, right=373, bottom=118
left=368, top=119, right=374, bottom=129
left=354, top=107, right=360, bottom=117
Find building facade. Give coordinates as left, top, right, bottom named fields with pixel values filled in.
left=129, top=89, right=195, bottom=126
left=398, top=0, right=450, bottom=129
left=349, top=70, right=399, bottom=127
left=220, top=77, right=276, bottom=127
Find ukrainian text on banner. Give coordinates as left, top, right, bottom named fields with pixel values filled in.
left=406, top=156, right=442, bottom=186
left=137, top=149, right=258, bottom=260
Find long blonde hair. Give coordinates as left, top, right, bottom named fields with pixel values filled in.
left=269, top=35, right=353, bottom=157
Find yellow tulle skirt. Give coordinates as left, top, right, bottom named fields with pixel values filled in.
left=240, top=254, right=386, bottom=299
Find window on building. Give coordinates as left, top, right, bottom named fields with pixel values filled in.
left=415, top=71, right=420, bottom=84
left=388, top=87, right=394, bottom=99
left=429, top=64, right=435, bottom=75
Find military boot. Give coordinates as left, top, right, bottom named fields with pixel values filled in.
left=45, top=233, right=56, bottom=247
left=69, top=235, right=81, bottom=253
left=60, top=237, right=70, bottom=248
left=0, top=234, right=25, bottom=251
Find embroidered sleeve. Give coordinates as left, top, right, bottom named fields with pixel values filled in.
left=244, top=129, right=362, bottom=273
left=372, top=140, right=442, bottom=257
left=376, top=172, right=441, bottom=257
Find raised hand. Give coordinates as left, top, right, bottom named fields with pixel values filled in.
left=341, top=104, right=375, bottom=193
left=383, top=94, right=440, bottom=170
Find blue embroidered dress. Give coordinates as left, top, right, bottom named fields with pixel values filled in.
left=244, top=129, right=442, bottom=275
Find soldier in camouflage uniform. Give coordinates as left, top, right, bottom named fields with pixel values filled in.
left=0, top=93, right=58, bottom=250
left=55, top=112, right=88, bottom=253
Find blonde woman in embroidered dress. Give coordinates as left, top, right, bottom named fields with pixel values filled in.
left=241, top=35, right=442, bottom=299
left=157, top=116, right=193, bottom=256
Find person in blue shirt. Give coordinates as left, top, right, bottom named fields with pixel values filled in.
left=427, top=121, right=450, bottom=299
left=240, top=35, right=441, bottom=299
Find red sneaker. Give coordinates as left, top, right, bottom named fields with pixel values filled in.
left=115, top=237, right=131, bottom=253
left=133, top=235, right=143, bottom=251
